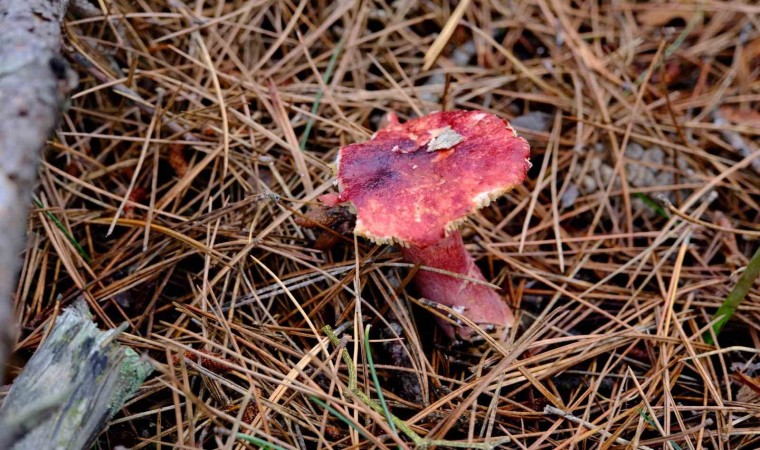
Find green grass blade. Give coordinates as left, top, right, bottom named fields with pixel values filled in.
left=308, top=396, right=374, bottom=441
left=364, top=325, right=398, bottom=438
left=634, top=192, right=669, bottom=219
left=33, top=196, right=91, bottom=262
left=637, top=409, right=683, bottom=450
left=706, top=245, right=760, bottom=345
left=229, top=433, right=289, bottom=450
left=299, top=35, right=347, bottom=151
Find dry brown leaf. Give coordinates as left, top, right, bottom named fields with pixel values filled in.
left=718, top=106, right=760, bottom=128
left=637, top=9, right=697, bottom=27
left=167, top=143, right=188, bottom=177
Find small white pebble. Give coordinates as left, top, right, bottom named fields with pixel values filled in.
left=647, top=147, right=665, bottom=165
left=561, top=184, right=579, bottom=209
left=626, top=142, right=644, bottom=159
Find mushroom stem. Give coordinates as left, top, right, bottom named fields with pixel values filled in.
left=401, top=231, right=513, bottom=342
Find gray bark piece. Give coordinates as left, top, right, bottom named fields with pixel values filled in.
left=0, top=300, right=153, bottom=449
left=0, top=0, right=76, bottom=379
left=69, top=0, right=101, bottom=19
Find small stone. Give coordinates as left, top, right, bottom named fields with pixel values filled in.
left=511, top=111, right=552, bottom=132
left=561, top=184, right=579, bottom=209
left=626, top=142, right=644, bottom=159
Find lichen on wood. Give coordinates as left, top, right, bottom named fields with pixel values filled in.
left=0, top=300, right=152, bottom=449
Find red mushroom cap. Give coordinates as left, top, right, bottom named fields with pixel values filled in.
left=327, top=110, right=531, bottom=248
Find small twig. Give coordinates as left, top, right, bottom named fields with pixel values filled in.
left=227, top=264, right=355, bottom=308
left=660, top=196, right=760, bottom=238
left=544, top=405, right=656, bottom=450
left=413, top=298, right=508, bottom=355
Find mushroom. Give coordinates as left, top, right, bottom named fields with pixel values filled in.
left=322, top=110, right=531, bottom=342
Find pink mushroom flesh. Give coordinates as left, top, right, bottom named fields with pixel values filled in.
left=326, top=110, right=531, bottom=342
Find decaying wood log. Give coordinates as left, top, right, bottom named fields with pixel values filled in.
left=0, top=1, right=156, bottom=447
left=0, top=0, right=77, bottom=378
left=0, top=300, right=153, bottom=449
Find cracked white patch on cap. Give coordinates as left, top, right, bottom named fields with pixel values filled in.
left=505, top=121, right=518, bottom=137
left=472, top=185, right=519, bottom=209
left=427, top=126, right=464, bottom=152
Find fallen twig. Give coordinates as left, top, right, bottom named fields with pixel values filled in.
left=0, top=0, right=76, bottom=380
left=544, top=405, right=655, bottom=450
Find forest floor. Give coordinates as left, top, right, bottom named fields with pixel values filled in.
left=13, top=0, right=760, bottom=448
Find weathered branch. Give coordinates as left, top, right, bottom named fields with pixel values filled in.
left=0, top=300, right=153, bottom=449
left=0, top=5, right=154, bottom=448
left=0, top=0, right=77, bottom=378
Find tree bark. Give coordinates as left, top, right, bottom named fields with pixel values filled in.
left=0, top=300, right=153, bottom=449
left=0, top=0, right=76, bottom=378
